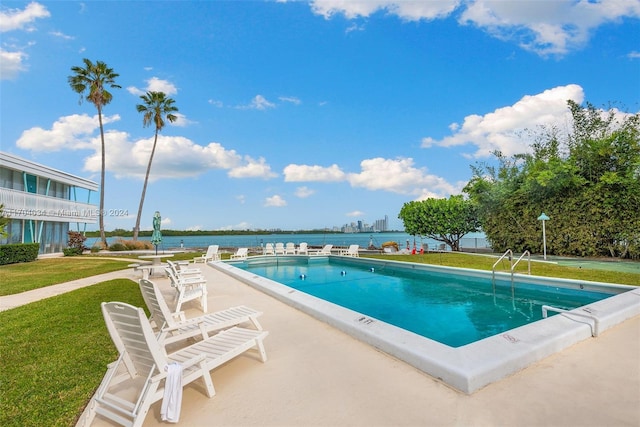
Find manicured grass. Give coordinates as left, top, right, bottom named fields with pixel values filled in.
left=0, top=258, right=132, bottom=296
left=0, top=252, right=201, bottom=296
left=363, top=253, right=640, bottom=286
left=0, top=279, right=146, bottom=427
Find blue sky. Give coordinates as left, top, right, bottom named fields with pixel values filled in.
left=1, top=1, right=639, bottom=232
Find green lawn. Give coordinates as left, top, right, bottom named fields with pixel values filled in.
left=0, top=280, right=146, bottom=427
left=363, top=253, right=640, bottom=286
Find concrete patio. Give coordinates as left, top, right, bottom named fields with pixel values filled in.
left=80, top=260, right=640, bottom=427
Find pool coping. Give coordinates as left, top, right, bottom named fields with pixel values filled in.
left=211, top=256, right=640, bottom=394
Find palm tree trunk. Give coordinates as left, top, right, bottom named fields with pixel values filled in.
left=97, top=106, right=107, bottom=248
left=133, top=131, right=159, bottom=240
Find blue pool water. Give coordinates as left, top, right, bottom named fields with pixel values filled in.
left=238, top=258, right=613, bottom=347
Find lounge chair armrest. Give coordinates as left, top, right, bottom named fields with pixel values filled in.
left=170, top=311, right=187, bottom=322
left=176, top=354, right=207, bottom=371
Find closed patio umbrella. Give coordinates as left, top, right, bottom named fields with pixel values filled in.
left=151, top=211, right=162, bottom=254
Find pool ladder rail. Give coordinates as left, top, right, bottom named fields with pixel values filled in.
left=491, top=249, right=531, bottom=295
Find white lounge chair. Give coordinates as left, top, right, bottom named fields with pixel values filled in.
left=139, top=279, right=263, bottom=346
left=297, top=242, right=308, bottom=255
left=340, top=244, right=360, bottom=257
left=310, top=244, right=333, bottom=255
left=274, top=242, right=285, bottom=255
left=263, top=243, right=275, bottom=255
left=165, top=267, right=208, bottom=313
left=285, top=242, right=296, bottom=255
left=166, top=259, right=202, bottom=277
left=77, top=302, right=268, bottom=427
left=193, top=244, right=220, bottom=263
left=230, top=247, right=248, bottom=260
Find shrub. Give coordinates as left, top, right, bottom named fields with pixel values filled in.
left=0, top=243, right=40, bottom=265
left=65, top=231, right=87, bottom=257
left=108, top=242, right=127, bottom=251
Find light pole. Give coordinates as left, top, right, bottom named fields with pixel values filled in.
left=537, top=213, right=550, bottom=260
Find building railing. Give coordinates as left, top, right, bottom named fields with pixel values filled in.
left=0, top=188, right=97, bottom=223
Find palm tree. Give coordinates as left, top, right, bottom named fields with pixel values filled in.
left=68, top=59, right=120, bottom=248
left=132, top=91, right=178, bottom=240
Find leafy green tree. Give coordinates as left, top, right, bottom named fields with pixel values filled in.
left=132, top=91, right=178, bottom=240
left=398, top=195, right=480, bottom=251
left=465, top=101, right=640, bottom=258
left=68, top=59, right=121, bottom=247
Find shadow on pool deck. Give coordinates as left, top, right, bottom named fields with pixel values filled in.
left=82, top=261, right=640, bottom=427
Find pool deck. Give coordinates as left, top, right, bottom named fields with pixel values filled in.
left=79, top=261, right=640, bottom=427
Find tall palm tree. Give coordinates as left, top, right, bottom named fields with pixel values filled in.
left=132, top=91, right=178, bottom=240
left=68, top=59, right=120, bottom=248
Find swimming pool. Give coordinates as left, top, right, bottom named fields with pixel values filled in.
left=236, top=257, right=612, bottom=347
left=213, top=255, right=640, bottom=393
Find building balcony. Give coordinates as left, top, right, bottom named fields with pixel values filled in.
left=0, top=188, right=97, bottom=223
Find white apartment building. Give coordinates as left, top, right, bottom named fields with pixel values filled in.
left=0, top=152, right=98, bottom=254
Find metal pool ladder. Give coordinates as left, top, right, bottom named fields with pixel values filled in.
left=492, top=249, right=531, bottom=296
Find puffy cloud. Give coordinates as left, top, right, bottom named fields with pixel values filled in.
left=346, top=210, right=365, bottom=217
left=16, top=114, right=121, bottom=151
left=264, top=194, right=287, bottom=207
left=310, top=0, right=640, bottom=56
left=0, top=2, right=50, bottom=32
left=0, top=48, right=28, bottom=80
left=283, top=163, right=347, bottom=181
left=228, top=156, right=278, bottom=179
left=127, top=77, right=178, bottom=96
left=16, top=113, right=275, bottom=181
left=284, top=157, right=459, bottom=198
left=347, top=157, right=459, bottom=198
left=422, top=84, right=585, bottom=158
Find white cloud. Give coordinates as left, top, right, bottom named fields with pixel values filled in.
left=309, top=0, right=640, bottom=56
left=208, top=99, right=224, bottom=107
left=127, top=77, right=178, bottom=96
left=264, top=194, right=287, bottom=207
left=146, top=77, right=178, bottom=95
left=16, top=113, right=121, bottom=151
left=294, top=186, right=315, bottom=198
left=348, top=157, right=459, bottom=198
left=228, top=156, right=278, bottom=179
left=0, top=2, right=50, bottom=79
left=311, top=0, right=458, bottom=20
left=283, top=163, right=346, bottom=182
left=171, top=113, right=195, bottom=127
left=346, top=210, right=364, bottom=217
left=628, top=50, right=640, bottom=59
left=237, top=95, right=276, bottom=110
left=422, top=84, right=585, bottom=158
left=0, top=2, right=50, bottom=32
left=0, top=48, right=27, bottom=80
left=16, top=113, right=275, bottom=181
left=284, top=157, right=459, bottom=198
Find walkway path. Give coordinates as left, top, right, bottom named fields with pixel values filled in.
left=0, top=269, right=139, bottom=312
